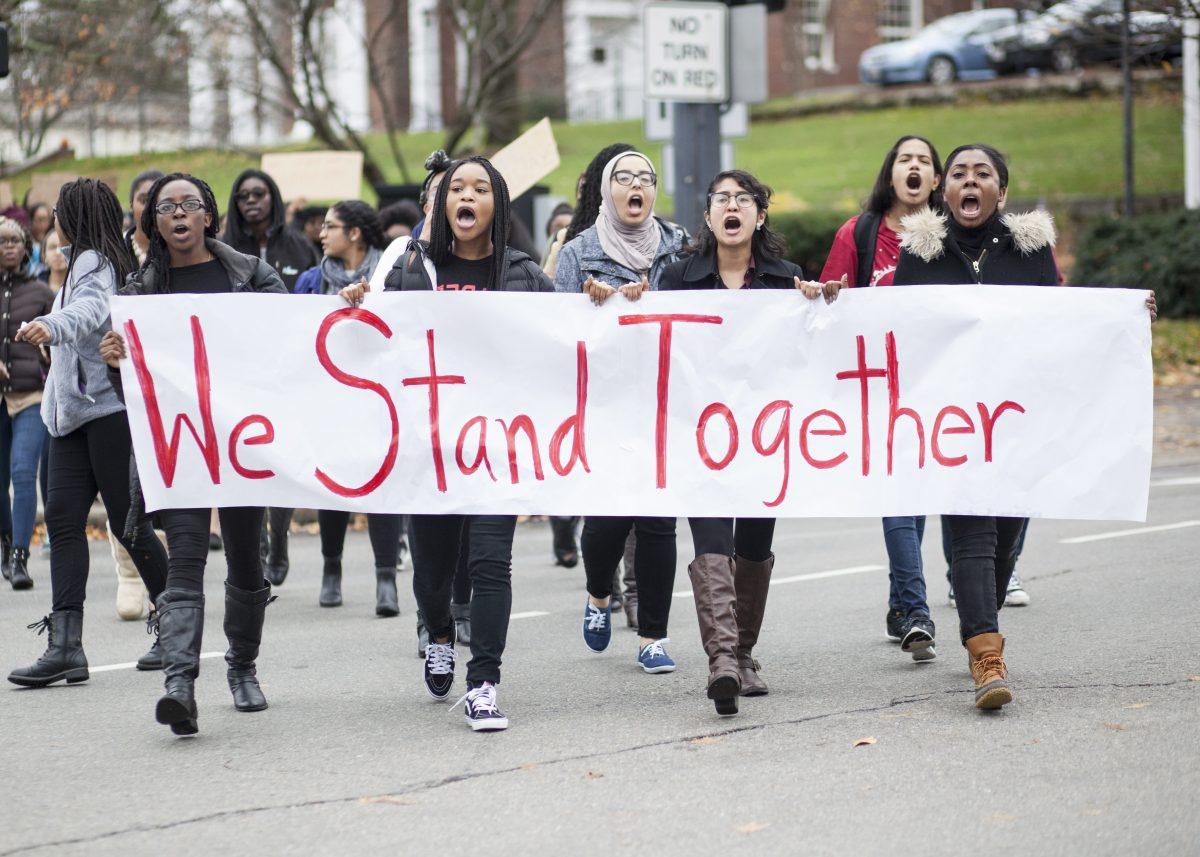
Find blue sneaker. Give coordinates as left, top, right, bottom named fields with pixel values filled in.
left=637, top=638, right=676, bottom=674
left=583, top=601, right=611, bottom=653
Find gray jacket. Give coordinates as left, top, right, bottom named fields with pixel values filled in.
left=553, top=217, right=690, bottom=293
left=35, top=249, right=124, bottom=437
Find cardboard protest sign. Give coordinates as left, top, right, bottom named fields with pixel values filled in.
left=260, top=151, right=364, bottom=202
left=489, top=118, right=560, bottom=200
left=27, top=172, right=121, bottom=205
left=0, top=182, right=13, bottom=208
left=111, top=287, right=1152, bottom=520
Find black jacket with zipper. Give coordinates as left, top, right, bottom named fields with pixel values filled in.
left=383, top=240, right=554, bottom=292
left=658, top=249, right=803, bottom=291
left=892, top=208, right=1058, bottom=287
left=0, top=269, right=54, bottom=394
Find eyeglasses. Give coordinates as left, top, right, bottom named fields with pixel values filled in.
left=709, top=192, right=756, bottom=209
left=155, top=199, right=205, bottom=216
left=0, top=236, right=24, bottom=248
left=612, top=170, right=657, bottom=188
left=235, top=189, right=268, bottom=203
left=319, top=223, right=344, bottom=233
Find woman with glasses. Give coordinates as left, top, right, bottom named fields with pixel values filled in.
left=97, top=173, right=287, bottom=736
left=7, top=179, right=169, bottom=689
left=553, top=150, right=690, bottom=676
left=658, top=169, right=840, bottom=714
left=295, top=200, right=405, bottom=618
left=0, top=217, right=54, bottom=591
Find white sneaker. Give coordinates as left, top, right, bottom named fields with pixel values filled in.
left=452, top=682, right=509, bottom=731
left=1005, top=574, right=1030, bottom=607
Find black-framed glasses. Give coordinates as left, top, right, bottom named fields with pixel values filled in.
left=319, top=222, right=345, bottom=233
left=709, top=192, right=756, bottom=209
left=235, top=189, right=268, bottom=203
left=0, top=236, right=24, bottom=247
left=612, top=170, right=657, bottom=188
left=155, top=199, right=205, bottom=216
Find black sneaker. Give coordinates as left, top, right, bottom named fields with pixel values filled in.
left=901, top=615, right=936, bottom=661
left=453, top=682, right=509, bottom=732
left=423, top=639, right=456, bottom=700
left=885, top=609, right=904, bottom=643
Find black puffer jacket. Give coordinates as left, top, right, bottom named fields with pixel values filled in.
left=892, top=208, right=1058, bottom=287
left=383, top=240, right=553, bottom=292
left=0, top=269, right=54, bottom=394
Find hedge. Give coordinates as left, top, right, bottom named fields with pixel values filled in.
left=1073, top=209, right=1200, bottom=318
left=768, top=210, right=850, bottom=280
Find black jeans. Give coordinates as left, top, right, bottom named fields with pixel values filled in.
left=409, top=514, right=516, bottom=686
left=582, top=516, right=677, bottom=639
left=157, top=507, right=265, bottom=593
left=687, top=517, right=775, bottom=561
left=318, top=511, right=402, bottom=568
left=47, top=411, right=168, bottom=613
left=453, top=518, right=472, bottom=605
left=944, top=515, right=1029, bottom=643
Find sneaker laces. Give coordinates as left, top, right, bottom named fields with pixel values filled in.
left=585, top=603, right=608, bottom=632
left=1007, top=574, right=1024, bottom=592
left=451, top=682, right=498, bottom=715
left=640, top=638, right=670, bottom=660
left=425, top=642, right=456, bottom=676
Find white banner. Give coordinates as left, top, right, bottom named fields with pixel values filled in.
left=110, top=287, right=1153, bottom=521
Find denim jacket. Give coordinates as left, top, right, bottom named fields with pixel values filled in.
left=552, top=217, right=690, bottom=293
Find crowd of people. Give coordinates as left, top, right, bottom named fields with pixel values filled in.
left=0, top=134, right=1157, bottom=736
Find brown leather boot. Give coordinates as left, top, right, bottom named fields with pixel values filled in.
left=966, top=632, right=1012, bottom=710
left=734, top=554, right=774, bottom=696
left=688, top=554, right=741, bottom=715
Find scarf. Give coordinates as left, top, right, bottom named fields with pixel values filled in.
left=948, top=211, right=1003, bottom=258
left=595, top=151, right=661, bottom=276
left=320, top=245, right=381, bottom=295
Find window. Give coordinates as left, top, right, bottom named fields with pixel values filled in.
left=878, top=0, right=923, bottom=42
left=799, top=0, right=835, bottom=72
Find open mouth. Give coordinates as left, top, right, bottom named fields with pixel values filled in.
left=455, top=207, right=477, bottom=229
left=722, top=215, right=742, bottom=236
left=959, top=193, right=982, bottom=219
left=627, top=193, right=644, bottom=216
left=905, top=172, right=922, bottom=192
left=171, top=223, right=191, bottom=239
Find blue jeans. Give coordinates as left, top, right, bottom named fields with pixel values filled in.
left=0, top=404, right=49, bottom=549
left=883, top=516, right=929, bottom=618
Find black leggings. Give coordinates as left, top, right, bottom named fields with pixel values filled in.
left=453, top=517, right=472, bottom=605
left=318, top=511, right=402, bottom=568
left=687, top=517, right=775, bottom=561
left=47, top=411, right=168, bottom=613
left=157, top=507, right=265, bottom=593
left=944, top=515, right=1029, bottom=644
left=582, top=516, right=676, bottom=639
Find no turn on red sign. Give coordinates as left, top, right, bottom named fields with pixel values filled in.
left=643, top=2, right=729, bottom=103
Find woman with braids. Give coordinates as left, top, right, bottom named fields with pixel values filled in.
left=125, top=168, right=165, bottom=268
left=97, top=173, right=287, bottom=736
left=339, top=156, right=553, bottom=732
left=295, top=200, right=405, bottom=618
left=658, top=169, right=840, bottom=715
left=0, top=216, right=54, bottom=591
left=7, top=179, right=169, bottom=689
left=553, top=149, right=689, bottom=677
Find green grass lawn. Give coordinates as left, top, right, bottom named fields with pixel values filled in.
left=4, top=92, right=1184, bottom=214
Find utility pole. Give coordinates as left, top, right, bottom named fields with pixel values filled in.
left=1184, top=4, right=1199, bottom=209
left=1120, top=0, right=1135, bottom=218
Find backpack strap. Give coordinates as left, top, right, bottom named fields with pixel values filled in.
left=852, top=211, right=882, bottom=287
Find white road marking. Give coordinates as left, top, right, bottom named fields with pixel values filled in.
left=90, top=651, right=225, bottom=674
left=509, top=611, right=550, bottom=620
left=1150, top=477, right=1200, bottom=488
left=1059, top=520, right=1200, bottom=545
left=673, top=564, right=884, bottom=598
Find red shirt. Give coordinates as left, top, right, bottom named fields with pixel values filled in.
left=820, top=215, right=901, bottom=287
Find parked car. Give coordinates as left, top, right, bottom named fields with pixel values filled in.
left=858, top=8, right=1021, bottom=86
left=986, top=0, right=1182, bottom=75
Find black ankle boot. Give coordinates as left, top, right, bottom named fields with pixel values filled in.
left=136, top=610, right=164, bottom=671
left=224, top=582, right=274, bottom=712
left=1, top=532, right=12, bottom=581
left=264, top=508, right=292, bottom=585
left=154, top=590, right=205, bottom=736
left=319, top=556, right=342, bottom=607
left=375, top=566, right=399, bottom=617
left=7, top=610, right=89, bottom=687
left=9, top=546, right=32, bottom=590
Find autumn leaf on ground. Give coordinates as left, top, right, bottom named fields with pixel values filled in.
left=520, top=763, right=539, bottom=771
left=736, top=822, right=769, bottom=835
left=1124, top=703, right=1150, bottom=709
left=1102, top=722, right=1128, bottom=732
left=690, top=735, right=724, bottom=746
left=852, top=736, right=877, bottom=748
left=1188, top=676, right=1200, bottom=682
left=584, top=770, right=604, bottom=780
left=990, top=813, right=1018, bottom=823
left=360, top=795, right=415, bottom=806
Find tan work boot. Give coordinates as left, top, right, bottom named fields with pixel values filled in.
left=966, top=632, right=1013, bottom=710
left=734, top=554, right=774, bottom=696
left=108, top=520, right=148, bottom=621
left=688, top=554, right=741, bottom=716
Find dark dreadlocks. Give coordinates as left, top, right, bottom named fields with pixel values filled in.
left=54, top=178, right=136, bottom=286
left=139, top=173, right=220, bottom=293
left=564, top=142, right=636, bottom=242
left=330, top=200, right=387, bottom=251
left=426, top=156, right=511, bottom=293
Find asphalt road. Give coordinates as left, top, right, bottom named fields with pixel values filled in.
left=1, top=462, right=1197, bottom=856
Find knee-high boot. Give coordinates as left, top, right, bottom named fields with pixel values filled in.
left=734, top=554, right=774, bottom=697
left=224, top=581, right=273, bottom=712
left=155, top=589, right=205, bottom=736
left=688, top=554, right=741, bottom=716
left=264, top=508, right=292, bottom=585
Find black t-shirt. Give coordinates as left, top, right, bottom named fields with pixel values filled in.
left=437, top=254, right=492, bottom=292
left=170, top=258, right=230, bottom=294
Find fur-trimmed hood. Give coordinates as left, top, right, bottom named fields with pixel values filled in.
left=899, top=207, right=1056, bottom=262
